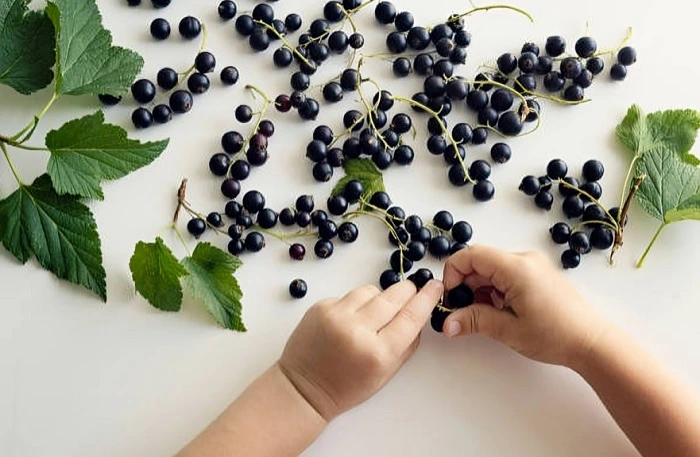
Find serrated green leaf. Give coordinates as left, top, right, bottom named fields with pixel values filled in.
left=46, top=111, right=169, bottom=200
left=129, top=237, right=188, bottom=312
left=665, top=193, right=700, bottom=223
left=332, top=158, right=385, bottom=200
left=634, top=148, right=700, bottom=222
left=46, top=0, right=143, bottom=96
left=181, top=243, right=246, bottom=332
left=0, top=174, right=106, bottom=300
left=616, top=105, right=700, bottom=163
left=0, top=0, right=55, bottom=94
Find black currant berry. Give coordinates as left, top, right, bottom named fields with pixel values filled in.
left=170, top=90, right=193, bottom=113
left=430, top=307, right=451, bottom=332
left=561, top=249, right=581, bottom=269
left=379, top=269, right=401, bottom=290
left=314, top=239, right=334, bottom=259
left=447, top=284, right=474, bottom=309
left=242, top=190, right=265, bottom=213
left=131, top=79, right=156, bottom=104
left=289, top=279, right=308, bottom=299
left=131, top=108, right=153, bottom=129
left=150, top=18, right=171, bottom=40
left=535, top=190, right=554, bottom=210
left=550, top=222, right=572, bottom=244
left=569, top=231, right=592, bottom=254
left=153, top=104, right=173, bottom=124
left=179, top=16, right=202, bottom=39
left=338, top=222, right=359, bottom=243
left=187, top=218, right=207, bottom=238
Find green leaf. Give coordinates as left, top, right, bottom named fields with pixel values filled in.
left=0, top=0, right=55, bottom=94
left=46, top=0, right=143, bottom=96
left=634, top=147, right=700, bottom=222
left=665, top=193, right=700, bottom=223
left=616, top=105, right=700, bottom=163
left=332, top=158, right=386, bottom=200
left=46, top=111, right=169, bottom=200
left=0, top=175, right=106, bottom=300
left=181, top=243, right=246, bottom=332
left=129, top=237, right=188, bottom=312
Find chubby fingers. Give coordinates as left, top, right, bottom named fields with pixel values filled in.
left=443, top=245, right=521, bottom=293
left=358, top=280, right=417, bottom=329
left=380, top=280, right=444, bottom=351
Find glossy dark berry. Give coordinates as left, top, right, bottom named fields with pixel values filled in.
left=388, top=227, right=409, bottom=246
left=544, top=71, right=566, bottom=92
left=349, top=32, right=364, bottom=49
left=153, top=104, right=173, bottom=124
left=131, top=79, right=156, bottom=104
left=433, top=211, right=454, bottom=231
left=327, top=195, right=348, bottom=216
left=279, top=208, right=296, bottom=226
left=469, top=160, right=491, bottom=182
left=156, top=67, right=178, bottom=90
left=169, top=90, right=193, bottom=114
left=285, top=13, right=302, bottom=32
left=580, top=181, right=603, bottom=202
left=586, top=57, right=605, bottom=75
left=519, top=176, right=540, bottom=196
left=207, top=212, right=224, bottom=228
left=411, top=227, right=431, bottom=244
left=404, top=240, right=426, bottom=262
left=390, top=250, right=412, bottom=273
left=560, top=57, right=583, bottom=79
left=569, top=232, right=592, bottom=255
left=338, top=222, right=359, bottom=243
left=151, top=0, right=170, bottom=7
left=591, top=227, right=615, bottom=250
left=298, top=98, right=320, bottom=120
left=314, top=239, right=334, bottom=259
left=563, top=85, right=585, bottom=102
left=343, top=180, right=364, bottom=203
left=562, top=195, right=585, bottom=219
left=379, top=269, right=401, bottom=290
left=312, top=162, right=334, bottom=182
left=473, top=180, right=495, bottom=202
left=429, top=235, right=451, bottom=258
left=98, top=94, right=122, bottom=106
left=295, top=211, right=312, bottom=228
left=150, top=18, right=171, bottom=40
left=227, top=238, right=245, bottom=255
left=244, top=232, right=265, bottom=253
left=582, top=160, right=605, bottom=182
left=430, top=307, right=450, bottom=333
left=535, top=190, right=554, bottom=210
left=550, top=222, right=572, bottom=244
left=220, top=178, right=241, bottom=199
left=518, top=52, right=538, bottom=74
left=409, top=268, right=434, bottom=289
left=575, top=37, right=597, bottom=58
left=561, top=249, right=581, bottom=269
left=452, top=221, right=473, bottom=244
left=235, top=105, right=253, bottom=123
left=289, top=244, right=306, bottom=261
left=252, top=3, right=274, bottom=24
left=249, top=29, right=271, bottom=51
left=610, top=63, right=628, bottom=81
left=394, top=11, right=414, bottom=32
left=617, top=47, right=637, bottom=66
left=407, top=26, right=430, bottom=50
left=545, top=35, right=566, bottom=57
left=559, top=176, right=581, bottom=197
left=497, top=53, right=518, bottom=74
left=218, top=1, right=237, bottom=20
left=225, top=201, right=243, bottom=219
left=235, top=15, right=255, bottom=36
left=187, top=73, right=210, bottom=94
left=539, top=176, right=553, bottom=192
left=242, top=190, right=265, bottom=214
left=574, top=69, right=593, bottom=89
left=131, top=108, right=153, bottom=129
left=323, top=82, right=344, bottom=102
left=179, top=16, right=202, bottom=39
left=498, top=111, right=523, bottom=136
left=489, top=143, right=511, bottom=164
left=187, top=218, right=206, bottom=238
left=537, top=55, right=554, bottom=75
left=289, top=279, right=308, bottom=299
left=228, top=224, right=244, bottom=241
left=582, top=204, right=607, bottom=224
left=546, top=159, right=568, bottom=180
left=446, top=284, right=474, bottom=309
left=257, top=209, right=278, bottom=229
left=369, top=191, right=391, bottom=210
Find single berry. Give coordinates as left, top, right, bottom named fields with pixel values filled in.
left=179, top=16, right=202, bottom=39
left=157, top=67, right=178, bottom=90
left=289, top=279, right=308, bottom=299
left=547, top=159, right=568, bottom=180
left=131, top=79, right=156, bottom=104
left=170, top=90, right=193, bottom=113
left=575, top=36, right=597, bottom=58
left=242, top=190, right=265, bottom=213
left=430, top=307, right=451, bottom=333
left=610, top=63, right=628, bottom=81
left=314, top=239, right=334, bottom=259
left=591, top=226, right=615, bottom=250
left=473, top=180, right=495, bottom=202
left=550, top=222, right=572, bottom=244
left=545, top=36, right=566, bottom=57
left=433, top=210, right=454, bottom=231
left=452, top=221, right=473, bottom=244
left=153, top=104, right=173, bottom=124
left=582, top=160, right=605, bottom=182
left=235, top=105, right=253, bottom=123
left=562, top=195, right=585, bottom=219
left=560, top=57, right=583, bottom=79
left=409, top=268, right=434, bottom=289
left=535, top=190, right=554, bottom=210
left=187, top=218, right=206, bottom=238
left=187, top=73, right=210, bottom=94
left=327, top=195, right=348, bottom=216
left=289, top=243, right=306, bottom=261
left=617, top=47, right=637, bottom=66
left=390, top=250, right=413, bottom=273
left=569, top=231, right=592, bottom=254
left=447, top=284, right=474, bottom=309
left=586, top=57, right=605, bottom=75
left=131, top=108, right=153, bottom=129
left=150, top=18, right=171, bottom=40
left=428, top=235, right=451, bottom=258
left=380, top=269, right=401, bottom=290
left=343, top=180, right=365, bottom=203
left=491, top=143, right=512, bottom=164
left=245, top=232, right=266, bottom=252
left=207, top=212, right=224, bottom=228
left=580, top=181, right=603, bottom=202
left=370, top=191, right=391, bottom=210
left=218, top=1, right=237, bottom=20
left=220, top=178, right=241, bottom=199
left=561, top=249, right=581, bottom=269
left=338, top=222, right=359, bottom=243
left=519, top=175, right=541, bottom=196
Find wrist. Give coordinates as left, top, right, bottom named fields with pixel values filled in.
left=269, top=362, right=331, bottom=428
left=566, top=320, right=618, bottom=376
left=276, top=360, right=342, bottom=423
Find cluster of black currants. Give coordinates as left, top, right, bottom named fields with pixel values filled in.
left=430, top=283, right=475, bottom=333
left=273, top=91, right=321, bottom=121
left=126, top=0, right=171, bottom=8
left=305, top=91, right=416, bottom=180
left=373, top=2, right=472, bottom=76
left=211, top=101, right=275, bottom=200
left=495, top=35, right=638, bottom=104
left=519, top=158, right=626, bottom=269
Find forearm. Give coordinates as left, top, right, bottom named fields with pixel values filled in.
left=177, top=363, right=327, bottom=457
left=572, top=327, right=700, bottom=457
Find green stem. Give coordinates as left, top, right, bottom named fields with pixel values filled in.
left=256, top=226, right=317, bottom=246
left=636, top=222, right=666, bottom=269
left=254, top=20, right=315, bottom=70
left=1, top=142, right=24, bottom=186
left=391, top=95, right=476, bottom=185
left=558, top=179, right=620, bottom=232
left=227, top=85, right=272, bottom=176
left=618, top=156, right=639, bottom=213
left=171, top=224, right=192, bottom=257
left=10, top=92, right=59, bottom=143
left=450, top=4, right=534, bottom=23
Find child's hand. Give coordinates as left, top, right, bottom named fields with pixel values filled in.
left=278, top=280, right=444, bottom=422
left=441, top=245, right=609, bottom=368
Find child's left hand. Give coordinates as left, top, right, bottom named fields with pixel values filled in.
left=278, top=279, right=444, bottom=422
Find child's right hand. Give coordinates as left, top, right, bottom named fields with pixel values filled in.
left=441, top=245, right=611, bottom=369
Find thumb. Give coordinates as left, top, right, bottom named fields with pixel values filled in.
left=443, top=304, right=515, bottom=339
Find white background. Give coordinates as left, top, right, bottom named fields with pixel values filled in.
left=1, top=0, right=699, bottom=456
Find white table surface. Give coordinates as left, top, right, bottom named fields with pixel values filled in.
left=1, top=0, right=699, bottom=456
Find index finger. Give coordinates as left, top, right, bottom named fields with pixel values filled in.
left=442, top=245, right=520, bottom=293
left=380, top=280, right=444, bottom=352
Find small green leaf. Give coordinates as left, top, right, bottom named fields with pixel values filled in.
left=0, top=0, right=55, bottom=94
left=129, top=237, right=188, bottom=312
left=616, top=105, right=700, bottom=163
left=46, top=111, right=169, bottom=200
left=665, top=194, right=700, bottom=223
left=332, top=158, right=386, bottom=200
left=634, top=147, right=700, bottom=222
left=46, top=0, right=143, bottom=96
left=0, top=175, right=106, bottom=300
left=181, top=243, right=246, bottom=332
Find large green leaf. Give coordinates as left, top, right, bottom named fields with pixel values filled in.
left=0, top=175, right=106, bottom=300
left=634, top=147, right=700, bottom=222
left=46, top=111, right=169, bottom=200
left=616, top=105, right=700, bottom=164
left=0, top=0, right=55, bottom=94
left=332, top=158, right=386, bottom=201
left=665, top=194, right=700, bottom=223
left=129, top=237, right=188, bottom=312
left=181, top=243, right=246, bottom=332
left=45, top=0, right=143, bottom=96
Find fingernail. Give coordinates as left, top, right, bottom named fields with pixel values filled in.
left=426, top=279, right=444, bottom=293
left=445, top=320, right=461, bottom=337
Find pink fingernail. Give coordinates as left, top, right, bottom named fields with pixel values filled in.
left=446, top=321, right=461, bottom=337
